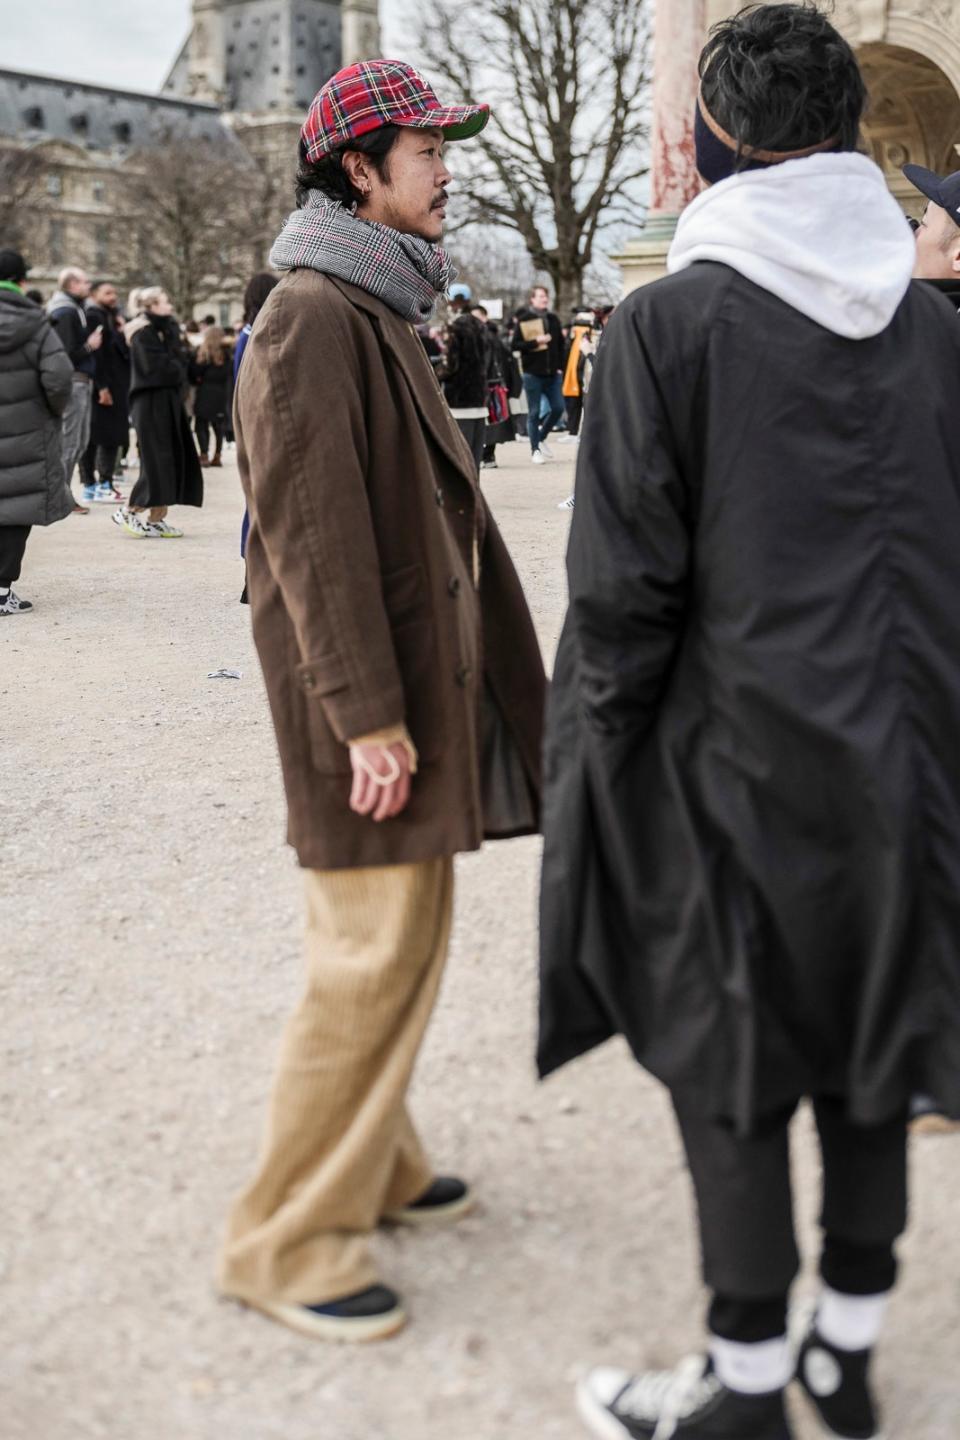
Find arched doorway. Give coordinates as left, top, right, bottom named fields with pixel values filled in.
left=858, top=43, right=960, bottom=214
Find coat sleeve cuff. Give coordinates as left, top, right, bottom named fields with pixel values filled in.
left=295, top=656, right=405, bottom=745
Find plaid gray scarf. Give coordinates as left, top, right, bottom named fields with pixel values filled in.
left=269, top=193, right=453, bottom=323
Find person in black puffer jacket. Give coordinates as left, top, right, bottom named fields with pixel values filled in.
left=113, top=286, right=203, bottom=539
left=0, top=250, right=73, bottom=614
left=438, top=309, right=490, bottom=475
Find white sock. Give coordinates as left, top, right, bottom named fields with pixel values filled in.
left=817, top=1287, right=888, bottom=1351
left=709, top=1335, right=793, bottom=1394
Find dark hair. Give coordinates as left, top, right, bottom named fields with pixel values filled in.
left=530, top=284, right=549, bottom=299
left=90, top=278, right=113, bottom=292
left=0, top=249, right=27, bottom=283
left=25, top=288, right=43, bottom=305
left=699, top=3, right=866, bottom=159
left=243, top=270, right=280, bottom=326
left=295, top=126, right=401, bottom=208
left=202, top=314, right=216, bottom=326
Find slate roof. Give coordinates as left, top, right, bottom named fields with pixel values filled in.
left=0, top=68, right=228, bottom=151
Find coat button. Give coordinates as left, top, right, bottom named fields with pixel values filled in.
left=435, top=487, right=444, bottom=507
left=455, top=664, right=473, bottom=687
left=448, top=576, right=461, bottom=597
left=301, top=673, right=316, bottom=690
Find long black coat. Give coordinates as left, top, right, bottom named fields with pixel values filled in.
left=539, top=262, right=960, bottom=1133
left=127, top=315, right=202, bottom=510
left=87, top=302, right=130, bottom=448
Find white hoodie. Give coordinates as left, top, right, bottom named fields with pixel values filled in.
left=667, top=152, right=916, bottom=341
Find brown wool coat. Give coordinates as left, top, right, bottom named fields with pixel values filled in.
left=235, top=269, right=546, bottom=871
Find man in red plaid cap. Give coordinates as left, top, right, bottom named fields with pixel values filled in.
left=218, top=60, right=545, bottom=1342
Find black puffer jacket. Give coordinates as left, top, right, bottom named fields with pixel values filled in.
left=0, top=288, right=74, bottom=527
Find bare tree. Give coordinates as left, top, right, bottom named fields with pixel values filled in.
left=121, top=132, right=273, bottom=317
left=0, top=143, right=44, bottom=251
left=410, top=0, right=651, bottom=315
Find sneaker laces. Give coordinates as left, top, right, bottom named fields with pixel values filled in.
left=616, top=1355, right=722, bottom=1439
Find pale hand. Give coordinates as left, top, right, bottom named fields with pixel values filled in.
left=98, top=388, right=113, bottom=406
left=87, top=328, right=104, bottom=352
left=348, top=741, right=413, bottom=822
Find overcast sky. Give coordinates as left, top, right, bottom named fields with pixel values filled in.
left=2, top=0, right=408, bottom=93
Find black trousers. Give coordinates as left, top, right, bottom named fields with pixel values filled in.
left=0, top=524, right=31, bottom=588
left=565, top=395, right=584, bottom=437
left=78, top=441, right=119, bottom=487
left=195, top=414, right=226, bottom=458
left=454, top=417, right=486, bottom=476
left=673, top=1095, right=908, bottom=1342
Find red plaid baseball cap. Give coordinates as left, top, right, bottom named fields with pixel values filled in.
left=301, top=59, right=490, bottom=162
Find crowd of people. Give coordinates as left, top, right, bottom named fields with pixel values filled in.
left=0, top=259, right=277, bottom=608
left=421, top=283, right=613, bottom=506
left=5, top=9, right=960, bottom=1440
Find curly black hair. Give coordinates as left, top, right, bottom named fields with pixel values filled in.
left=700, top=3, right=866, bottom=159
left=295, top=125, right=401, bottom=208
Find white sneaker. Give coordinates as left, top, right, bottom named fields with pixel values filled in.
left=112, top=507, right=147, bottom=537
left=144, top=518, right=184, bottom=538
left=0, top=589, right=33, bottom=616
left=558, top=495, right=575, bottom=510
left=532, top=450, right=547, bottom=465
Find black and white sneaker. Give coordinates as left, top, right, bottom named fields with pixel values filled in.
left=796, top=1324, right=881, bottom=1439
left=576, top=1356, right=792, bottom=1439
left=253, top=1283, right=406, bottom=1343
left=382, top=1175, right=474, bottom=1226
left=0, top=589, right=33, bottom=616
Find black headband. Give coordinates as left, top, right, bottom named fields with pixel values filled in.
left=695, top=91, right=840, bottom=186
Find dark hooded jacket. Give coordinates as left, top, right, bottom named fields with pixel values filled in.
left=439, top=313, right=489, bottom=411
left=0, top=288, right=74, bottom=527
left=539, top=260, right=960, bottom=1135
left=87, top=300, right=130, bottom=449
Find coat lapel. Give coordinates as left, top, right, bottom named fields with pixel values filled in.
left=326, top=277, right=479, bottom=494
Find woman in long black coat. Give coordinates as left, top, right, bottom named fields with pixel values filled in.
left=114, top=288, right=202, bottom=539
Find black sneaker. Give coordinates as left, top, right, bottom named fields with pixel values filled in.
left=576, top=1356, right=793, bottom=1439
left=382, top=1175, right=474, bottom=1226
left=796, top=1325, right=880, bottom=1439
left=0, top=589, right=33, bottom=616
left=254, top=1283, right=406, bottom=1343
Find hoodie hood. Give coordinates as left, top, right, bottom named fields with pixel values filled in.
left=667, top=152, right=916, bottom=340
left=0, top=288, right=46, bottom=355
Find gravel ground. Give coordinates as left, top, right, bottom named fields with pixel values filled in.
left=3, top=439, right=958, bottom=1440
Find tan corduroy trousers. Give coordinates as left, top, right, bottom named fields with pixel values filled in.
left=219, top=857, right=454, bottom=1306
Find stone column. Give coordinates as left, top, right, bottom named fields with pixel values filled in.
left=613, top=0, right=706, bottom=294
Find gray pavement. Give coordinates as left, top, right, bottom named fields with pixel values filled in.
left=2, top=439, right=958, bottom=1439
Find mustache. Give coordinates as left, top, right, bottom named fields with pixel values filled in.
left=431, top=190, right=449, bottom=210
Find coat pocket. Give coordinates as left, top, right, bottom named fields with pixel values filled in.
left=295, top=651, right=353, bottom=777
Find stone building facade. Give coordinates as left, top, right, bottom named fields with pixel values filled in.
left=0, top=0, right=380, bottom=318
left=617, top=0, right=960, bottom=292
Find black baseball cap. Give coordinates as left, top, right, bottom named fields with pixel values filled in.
left=903, top=165, right=960, bottom=224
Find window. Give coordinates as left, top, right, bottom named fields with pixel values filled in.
left=49, top=219, right=65, bottom=264
left=92, top=181, right=105, bottom=203
left=95, top=225, right=109, bottom=270
left=47, top=173, right=62, bottom=198
left=113, top=121, right=131, bottom=145
left=219, top=301, right=231, bottom=327
left=23, top=104, right=44, bottom=128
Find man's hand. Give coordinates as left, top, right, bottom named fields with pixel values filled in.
left=98, top=388, right=113, bottom=406
left=87, top=327, right=104, bottom=353
left=348, top=741, right=413, bottom=822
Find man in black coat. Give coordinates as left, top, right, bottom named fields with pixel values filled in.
left=908, top=163, right=960, bottom=312
left=79, top=280, right=130, bottom=503
left=541, top=8, right=960, bottom=1440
